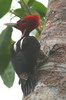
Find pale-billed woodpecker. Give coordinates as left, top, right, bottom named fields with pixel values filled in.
left=5, top=15, right=40, bottom=96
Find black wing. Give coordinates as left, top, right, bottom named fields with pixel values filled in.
left=10, top=36, right=40, bottom=96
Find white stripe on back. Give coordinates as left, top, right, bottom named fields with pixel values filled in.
left=13, top=42, right=17, bottom=52
left=20, top=37, right=25, bottom=50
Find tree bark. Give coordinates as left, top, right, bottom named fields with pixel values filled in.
left=23, top=0, right=66, bottom=100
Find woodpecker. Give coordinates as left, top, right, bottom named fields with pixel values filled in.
left=5, top=15, right=40, bottom=96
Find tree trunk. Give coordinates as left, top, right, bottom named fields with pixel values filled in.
left=23, top=0, right=66, bottom=100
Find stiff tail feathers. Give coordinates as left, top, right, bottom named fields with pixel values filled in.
left=19, top=73, right=36, bottom=96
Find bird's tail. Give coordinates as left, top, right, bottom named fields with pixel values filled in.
left=19, top=73, right=36, bottom=96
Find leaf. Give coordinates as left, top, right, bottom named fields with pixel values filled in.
left=24, top=0, right=29, bottom=4
left=13, top=8, right=29, bottom=18
left=0, top=0, right=12, bottom=18
left=1, top=62, right=15, bottom=88
left=31, top=1, right=47, bottom=17
left=35, top=32, right=40, bottom=38
left=28, top=0, right=35, bottom=6
left=0, top=27, right=13, bottom=74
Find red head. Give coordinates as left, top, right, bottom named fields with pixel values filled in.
left=14, top=15, right=40, bottom=35
left=5, top=15, right=40, bottom=36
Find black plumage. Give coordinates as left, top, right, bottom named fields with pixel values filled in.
left=11, top=36, right=40, bottom=96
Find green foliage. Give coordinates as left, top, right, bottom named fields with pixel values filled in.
left=28, top=0, right=35, bottom=6
left=13, top=0, right=47, bottom=18
left=0, top=0, right=12, bottom=18
left=13, top=8, right=29, bottom=18
left=1, top=62, right=15, bottom=88
left=31, top=1, right=47, bottom=17
left=0, top=0, right=47, bottom=88
left=0, top=27, right=13, bottom=74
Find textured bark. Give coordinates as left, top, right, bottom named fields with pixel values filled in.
left=23, top=0, right=66, bottom=100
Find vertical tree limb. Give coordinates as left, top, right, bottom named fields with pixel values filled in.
left=23, top=0, right=66, bottom=100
